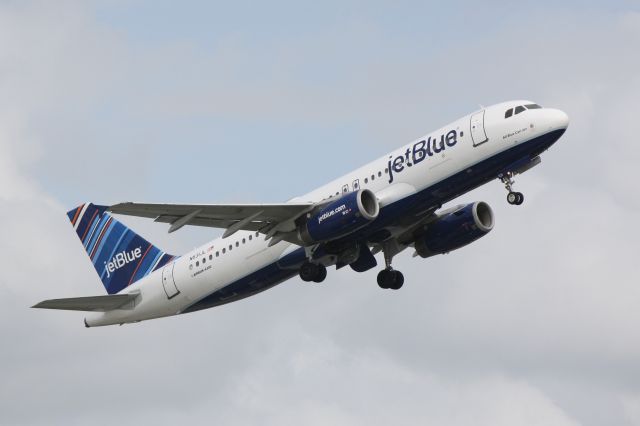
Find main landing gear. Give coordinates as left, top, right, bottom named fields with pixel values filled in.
left=501, top=172, right=524, bottom=206
left=377, top=242, right=404, bottom=290
left=299, top=261, right=327, bottom=283
left=377, top=268, right=404, bottom=290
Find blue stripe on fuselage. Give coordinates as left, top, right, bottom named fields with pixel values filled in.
left=183, top=129, right=565, bottom=314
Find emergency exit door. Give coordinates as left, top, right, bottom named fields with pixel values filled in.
left=162, top=263, right=180, bottom=299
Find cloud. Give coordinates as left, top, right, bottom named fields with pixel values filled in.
left=218, top=325, right=579, bottom=426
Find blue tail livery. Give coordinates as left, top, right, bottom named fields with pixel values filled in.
left=67, top=203, right=175, bottom=294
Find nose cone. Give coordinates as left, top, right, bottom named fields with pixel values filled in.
left=547, top=108, right=569, bottom=130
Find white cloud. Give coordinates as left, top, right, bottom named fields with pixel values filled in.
left=219, top=325, right=580, bottom=426
left=623, top=394, right=640, bottom=426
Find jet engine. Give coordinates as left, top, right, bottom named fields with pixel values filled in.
left=414, top=201, right=494, bottom=258
left=299, top=189, right=380, bottom=244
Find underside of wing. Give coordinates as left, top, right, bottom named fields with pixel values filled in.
left=108, top=201, right=315, bottom=243
left=32, top=294, right=137, bottom=312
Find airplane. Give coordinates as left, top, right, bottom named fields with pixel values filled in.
left=33, top=100, right=569, bottom=327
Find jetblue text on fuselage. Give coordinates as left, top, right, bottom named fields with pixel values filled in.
left=387, top=129, right=459, bottom=183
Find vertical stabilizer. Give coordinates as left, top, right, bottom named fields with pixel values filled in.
left=67, top=203, right=175, bottom=294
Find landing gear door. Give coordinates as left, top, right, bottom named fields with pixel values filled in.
left=162, top=263, right=180, bottom=299
left=470, top=110, right=488, bottom=146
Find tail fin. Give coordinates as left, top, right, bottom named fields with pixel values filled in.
left=67, top=203, right=176, bottom=294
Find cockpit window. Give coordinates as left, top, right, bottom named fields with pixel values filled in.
left=506, top=103, right=542, bottom=119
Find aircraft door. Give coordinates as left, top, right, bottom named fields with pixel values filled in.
left=470, top=110, right=489, bottom=146
left=162, top=263, right=180, bottom=299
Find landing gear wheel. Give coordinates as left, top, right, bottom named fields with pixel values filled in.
left=515, top=192, right=524, bottom=205
left=312, top=264, right=327, bottom=283
left=377, top=269, right=404, bottom=290
left=299, top=262, right=327, bottom=283
left=389, top=270, right=404, bottom=290
left=377, top=269, right=392, bottom=289
left=507, top=191, right=524, bottom=205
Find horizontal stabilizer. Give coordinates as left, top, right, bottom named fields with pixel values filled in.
left=32, top=294, right=137, bottom=312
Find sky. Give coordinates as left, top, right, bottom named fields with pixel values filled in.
left=1, top=0, right=640, bottom=425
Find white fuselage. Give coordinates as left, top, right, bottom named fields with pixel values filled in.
left=85, top=100, right=569, bottom=327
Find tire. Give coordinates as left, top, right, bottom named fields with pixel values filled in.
left=515, top=192, right=524, bottom=205
left=313, top=265, right=327, bottom=283
left=390, top=271, right=404, bottom=290
left=507, top=192, right=518, bottom=205
left=377, top=269, right=392, bottom=289
left=299, top=262, right=318, bottom=282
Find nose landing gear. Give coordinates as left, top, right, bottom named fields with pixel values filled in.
left=501, top=172, right=524, bottom=206
left=507, top=191, right=524, bottom=205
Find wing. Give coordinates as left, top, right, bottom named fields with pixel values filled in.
left=32, top=294, right=137, bottom=312
left=108, top=202, right=315, bottom=244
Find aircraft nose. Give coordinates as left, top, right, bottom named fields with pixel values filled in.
left=547, top=108, right=569, bottom=130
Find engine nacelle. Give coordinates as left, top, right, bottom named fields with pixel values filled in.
left=299, top=189, right=380, bottom=244
left=414, top=201, right=494, bottom=258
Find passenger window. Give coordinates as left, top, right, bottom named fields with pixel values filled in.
left=216, top=251, right=219, bottom=257
left=378, top=171, right=382, bottom=177
left=196, top=261, right=199, bottom=267
left=364, top=178, right=368, bottom=184
left=202, top=258, right=206, bottom=264
left=249, top=235, right=252, bottom=241
left=385, top=168, right=389, bottom=174
left=222, top=248, right=226, bottom=254
left=235, top=241, right=239, bottom=247
left=371, top=174, right=375, bottom=181
left=229, top=245, right=232, bottom=251
left=505, top=108, right=513, bottom=118
left=525, top=104, right=541, bottom=109
left=515, top=105, right=526, bottom=114
left=242, top=238, right=246, bottom=244
left=209, top=254, right=213, bottom=260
